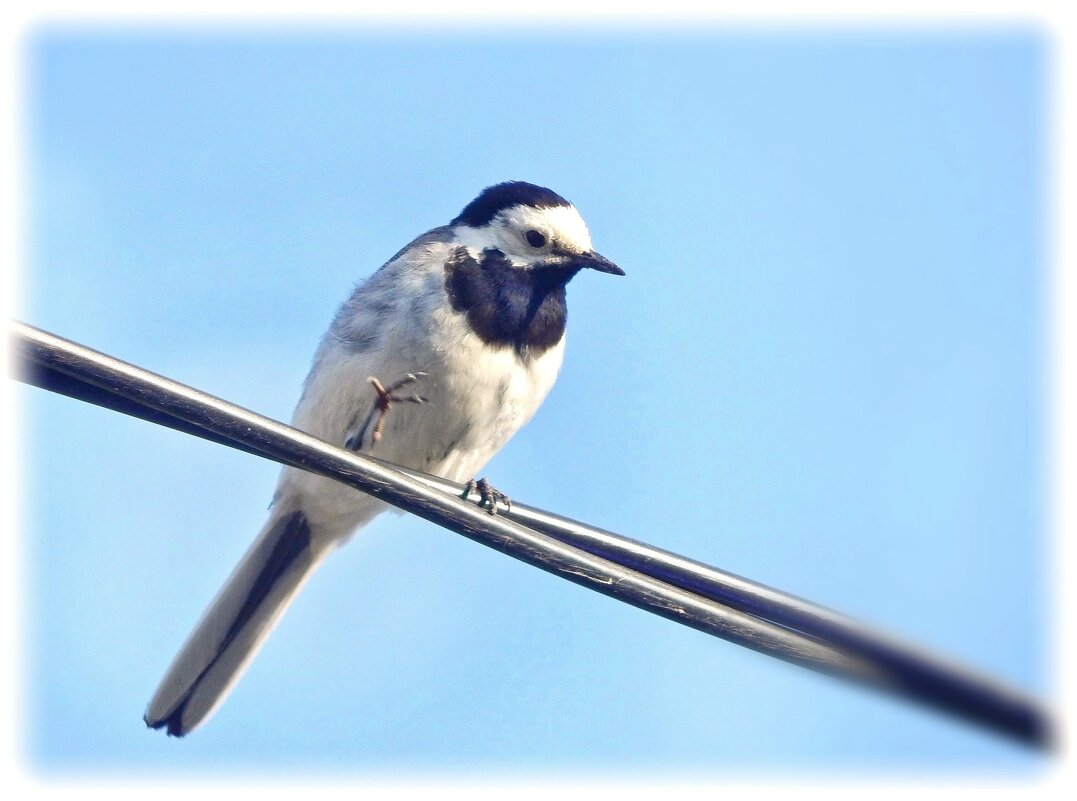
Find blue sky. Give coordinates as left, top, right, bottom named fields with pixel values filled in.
left=19, top=26, right=1048, bottom=774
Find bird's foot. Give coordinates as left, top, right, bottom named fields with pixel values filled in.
left=367, top=372, right=428, bottom=446
left=346, top=372, right=427, bottom=450
left=461, top=477, right=512, bottom=516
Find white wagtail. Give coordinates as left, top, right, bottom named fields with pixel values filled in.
left=144, top=181, right=624, bottom=735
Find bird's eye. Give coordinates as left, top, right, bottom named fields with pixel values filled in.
left=525, top=230, right=547, bottom=248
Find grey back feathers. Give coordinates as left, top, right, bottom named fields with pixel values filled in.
left=327, top=226, right=455, bottom=355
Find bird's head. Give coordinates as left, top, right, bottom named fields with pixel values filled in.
left=451, top=181, right=624, bottom=278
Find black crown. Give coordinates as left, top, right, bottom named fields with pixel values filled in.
left=453, top=181, right=571, bottom=227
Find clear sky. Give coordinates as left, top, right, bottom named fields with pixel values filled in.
left=19, top=25, right=1048, bottom=775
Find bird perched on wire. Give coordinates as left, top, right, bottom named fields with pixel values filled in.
left=144, top=181, right=624, bottom=735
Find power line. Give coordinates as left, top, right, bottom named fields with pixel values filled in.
left=10, top=320, right=1052, bottom=750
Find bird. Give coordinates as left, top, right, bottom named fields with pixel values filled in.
left=143, top=180, right=624, bottom=736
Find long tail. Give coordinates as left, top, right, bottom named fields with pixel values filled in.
left=144, top=505, right=334, bottom=736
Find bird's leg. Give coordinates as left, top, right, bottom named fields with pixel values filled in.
left=461, top=477, right=512, bottom=516
left=348, top=372, right=427, bottom=450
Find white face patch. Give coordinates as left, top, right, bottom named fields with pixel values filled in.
left=454, top=203, right=594, bottom=265
left=501, top=205, right=593, bottom=254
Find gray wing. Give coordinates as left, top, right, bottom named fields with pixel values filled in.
left=321, top=226, right=455, bottom=358
left=290, top=225, right=457, bottom=453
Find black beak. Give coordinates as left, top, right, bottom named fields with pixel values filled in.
left=571, top=250, right=625, bottom=276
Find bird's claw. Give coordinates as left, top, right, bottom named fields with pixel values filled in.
left=462, top=477, right=511, bottom=515
left=349, top=372, right=428, bottom=450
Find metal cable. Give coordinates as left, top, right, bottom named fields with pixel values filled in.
left=9, top=320, right=1052, bottom=749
